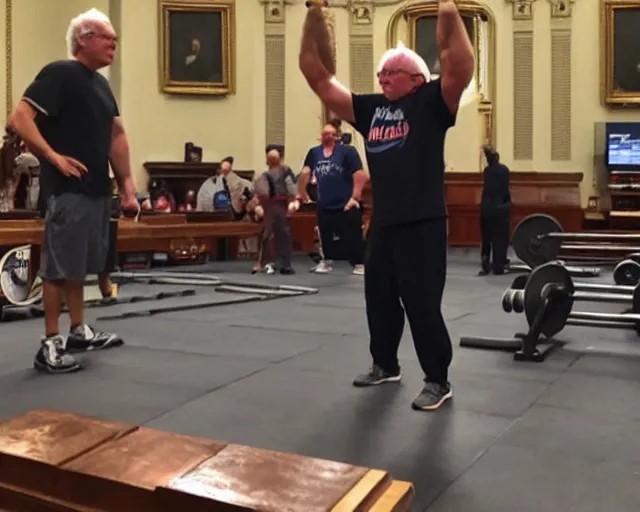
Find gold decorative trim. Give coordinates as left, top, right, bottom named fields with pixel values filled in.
left=5, top=0, right=12, bottom=117
left=600, top=0, right=640, bottom=107
left=158, top=0, right=236, bottom=96
left=386, top=1, right=497, bottom=146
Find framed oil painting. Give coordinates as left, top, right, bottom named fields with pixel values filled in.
left=601, top=0, right=640, bottom=106
left=158, top=0, right=236, bottom=96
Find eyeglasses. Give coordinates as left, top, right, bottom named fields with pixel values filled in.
left=376, top=69, right=422, bottom=79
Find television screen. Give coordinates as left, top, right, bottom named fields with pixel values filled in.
left=606, top=122, right=640, bottom=168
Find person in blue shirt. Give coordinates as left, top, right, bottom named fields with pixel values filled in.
left=297, top=122, right=368, bottom=275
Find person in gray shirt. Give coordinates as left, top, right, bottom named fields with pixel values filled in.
left=253, top=145, right=298, bottom=274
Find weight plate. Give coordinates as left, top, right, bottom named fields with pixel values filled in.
left=626, top=253, right=640, bottom=265
left=613, top=260, right=640, bottom=286
left=523, top=261, right=574, bottom=338
left=502, top=289, right=515, bottom=313
left=512, top=291, right=525, bottom=314
left=0, top=245, right=42, bottom=306
left=511, top=214, right=563, bottom=269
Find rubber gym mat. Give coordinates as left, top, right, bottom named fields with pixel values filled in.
left=95, top=292, right=282, bottom=321
left=0, top=289, right=197, bottom=322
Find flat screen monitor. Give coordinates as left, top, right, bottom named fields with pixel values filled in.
left=606, top=122, right=640, bottom=170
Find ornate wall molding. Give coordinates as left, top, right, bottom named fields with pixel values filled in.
left=549, top=0, right=574, bottom=18
left=507, top=0, right=535, bottom=161
left=549, top=0, right=573, bottom=161
left=262, top=1, right=288, bottom=145
left=348, top=1, right=374, bottom=94
left=5, top=0, right=12, bottom=118
left=507, top=0, right=537, bottom=20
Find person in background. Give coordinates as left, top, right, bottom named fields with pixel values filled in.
left=296, top=121, right=367, bottom=275
left=253, top=145, right=298, bottom=275
left=196, top=156, right=256, bottom=220
left=479, top=145, right=511, bottom=275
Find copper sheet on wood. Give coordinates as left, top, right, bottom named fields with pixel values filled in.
left=0, top=409, right=135, bottom=496
left=59, top=427, right=226, bottom=509
left=160, top=444, right=370, bottom=512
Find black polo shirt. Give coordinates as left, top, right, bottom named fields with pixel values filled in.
left=22, top=60, right=119, bottom=201
left=350, top=79, right=456, bottom=226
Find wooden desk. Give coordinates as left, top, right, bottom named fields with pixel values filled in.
left=0, top=217, right=262, bottom=252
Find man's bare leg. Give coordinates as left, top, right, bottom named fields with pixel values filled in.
left=64, top=280, right=85, bottom=330
left=42, top=280, right=63, bottom=336
left=98, top=272, right=113, bottom=297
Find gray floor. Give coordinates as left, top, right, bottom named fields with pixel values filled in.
left=2, top=248, right=640, bottom=511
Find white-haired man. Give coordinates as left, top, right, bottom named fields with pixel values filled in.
left=8, top=8, right=138, bottom=374
left=299, top=0, right=474, bottom=411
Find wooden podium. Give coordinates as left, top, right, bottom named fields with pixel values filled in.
left=0, top=410, right=414, bottom=512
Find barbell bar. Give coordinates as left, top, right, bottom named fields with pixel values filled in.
left=461, top=261, right=640, bottom=362
left=511, top=213, right=640, bottom=269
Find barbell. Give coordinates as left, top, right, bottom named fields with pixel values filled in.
left=511, top=214, right=640, bottom=269
left=613, top=256, right=640, bottom=286
left=460, top=261, right=640, bottom=362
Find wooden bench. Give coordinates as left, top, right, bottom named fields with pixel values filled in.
left=0, top=409, right=414, bottom=512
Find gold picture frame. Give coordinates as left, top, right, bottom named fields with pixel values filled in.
left=386, top=1, right=497, bottom=147
left=158, top=0, right=236, bottom=96
left=601, top=0, right=640, bottom=107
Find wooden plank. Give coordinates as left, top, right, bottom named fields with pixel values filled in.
left=0, top=409, right=136, bottom=498
left=368, top=481, right=414, bottom=512
left=156, top=443, right=370, bottom=512
left=0, top=410, right=414, bottom=512
left=53, top=428, right=227, bottom=512
left=331, top=469, right=391, bottom=511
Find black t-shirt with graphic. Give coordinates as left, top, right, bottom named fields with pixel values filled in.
left=22, top=60, right=119, bottom=202
left=351, top=79, right=456, bottom=226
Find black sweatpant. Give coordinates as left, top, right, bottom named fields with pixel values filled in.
left=364, top=217, right=452, bottom=384
left=317, top=207, right=364, bottom=266
left=480, top=213, right=510, bottom=273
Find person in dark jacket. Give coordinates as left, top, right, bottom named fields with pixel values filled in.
left=479, top=146, right=511, bottom=275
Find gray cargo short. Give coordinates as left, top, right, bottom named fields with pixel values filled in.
left=39, top=193, right=111, bottom=282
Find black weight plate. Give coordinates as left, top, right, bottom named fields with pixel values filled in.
left=512, top=214, right=563, bottom=269
left=613, top=260, right=640, bottom=286
left=626, top=253, right=640, bottom=265
left=524, top=261, right=574, bottom=338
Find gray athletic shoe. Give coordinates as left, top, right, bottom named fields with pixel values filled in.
left=34, top=335, right=81, bottom=374
left=353, top=364, right=402, bottom=387
left=67, top=324, right=123, bottom=352
left=411, top=382, right=453, bottom=411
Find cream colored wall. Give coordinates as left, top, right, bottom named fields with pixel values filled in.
left=0, top=0, right=6, bottom=129
left=4, top=0, right=639, bottom=205
left=117, top=0, right=265, bottom=190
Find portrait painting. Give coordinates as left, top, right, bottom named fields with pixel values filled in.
left=159, top=0, right=236, bottom=96
left=601, top=0, right=640, bottom=106
left=413, top=15, right=474, bottom=77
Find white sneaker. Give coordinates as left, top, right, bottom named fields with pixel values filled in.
left=265, top=263, right=275, bottom=275
left=312, top=260, right=333, bottom=274
left=352, top=264, right=365, bottom=276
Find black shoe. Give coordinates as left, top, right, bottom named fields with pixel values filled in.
left=477, top=269, right=489, bottom=276
left=67, top=324, right=124, bottom=353
left=33, top=335, right=81, bottom=374
left=353, top=364, right=402, bottom=387
left=411, top=381, right=453, bottom=411
left=280, top=267, right=296, bottom=275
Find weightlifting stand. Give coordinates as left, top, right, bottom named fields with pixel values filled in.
left=460, top=284, right=570, bottom=362
left=461, top=260, right=640, bottom=362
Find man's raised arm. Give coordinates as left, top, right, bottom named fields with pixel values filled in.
left=437, top=0, right=475, bottom=115
left=299, top=1, right=355, bottom=123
